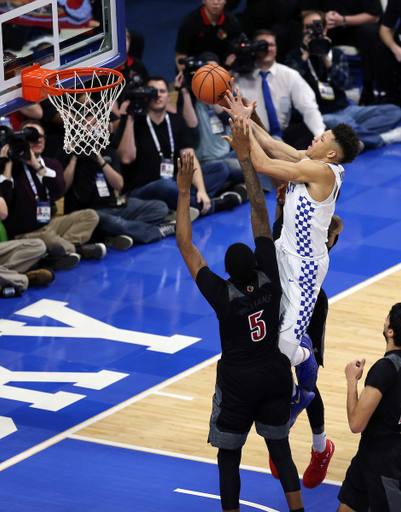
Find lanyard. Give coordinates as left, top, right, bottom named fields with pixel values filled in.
left=306, top=49, right=333, bottom=83
left=146, top=113, right=174, bottom=160
left=24, top=159, right=49, bottom=202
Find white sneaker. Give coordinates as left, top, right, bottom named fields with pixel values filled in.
left=381, top=126, right=401, bottom=145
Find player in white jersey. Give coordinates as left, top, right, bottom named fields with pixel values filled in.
left=222, top=89, right=360, bottom=421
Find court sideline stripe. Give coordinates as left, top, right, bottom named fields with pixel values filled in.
left=1, top=263, right=400, bottom=472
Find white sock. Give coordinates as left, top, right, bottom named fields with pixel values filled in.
left=312, top=432, right=327, bottom=453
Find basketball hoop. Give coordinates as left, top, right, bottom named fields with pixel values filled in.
left=21, top=64, right=125, bottom=156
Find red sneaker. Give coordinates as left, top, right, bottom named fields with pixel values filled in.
left=302, top=439, right=335, bottom=489
left=269, top=455, right=279, bottom=479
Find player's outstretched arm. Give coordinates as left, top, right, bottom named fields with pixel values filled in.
left=222, top=117, right=272, bottom=240
left=224, top=88, right=306, bottom=163
left=176, top=153, right=208, bottom=281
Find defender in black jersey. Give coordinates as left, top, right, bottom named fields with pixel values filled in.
left=176, top=148, right=304, bottom=512
left=337, top=303, right=401, bottom=512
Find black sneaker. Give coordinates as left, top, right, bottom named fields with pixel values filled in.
left=104, top=235, right=134, bottom=251
left=158, top=221, right=176, bottom=238
left=77, top=243, right=107, bottom=260
left=25, top=269, right=55, bottom=287
left=41, top=253, right=81, bottom=270
left=232, top=183, right=249, bottom=203
left=213, top=191, right=242, bottom=212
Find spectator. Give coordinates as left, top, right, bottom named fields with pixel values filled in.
left=234, top=30, right=326, bottom=149
left=115, top=76, right=244, bottom=219
left=285, top=10, right=401, bottom=151
left=225, top=0, right=303, bottom=63
left=59, top=114, right=177, bottom=249
left=300, top=0, right=383, bottom=105
left=0, top=119, right=106, bottom=270
left=337, top=303, right=401, bottom=512
left=0, top=194, right=54, bottom=296
left=374, top=0, right=401, bottom=106
left=175, top=0, right=242, bottom=73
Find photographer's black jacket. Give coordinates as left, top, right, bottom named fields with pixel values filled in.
left=0, top=157, right=64, bottom=237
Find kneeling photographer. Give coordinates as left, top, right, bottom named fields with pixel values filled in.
left=0, top=119, right=105, bottom=270
left=284, top=10, right=401, bottom=151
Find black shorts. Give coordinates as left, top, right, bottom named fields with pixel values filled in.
left=208, top=355, right=293, bottom=450
left=338, top=439, right=401, bottom=512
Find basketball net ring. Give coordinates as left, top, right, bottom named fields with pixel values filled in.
left=21, top=65, right=125, bottom=156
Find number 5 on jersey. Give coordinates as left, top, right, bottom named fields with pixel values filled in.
left=248, top=310, right=266, bottom=342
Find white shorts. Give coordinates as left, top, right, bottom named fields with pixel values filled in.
left=275, top=240, right=329, bottom=363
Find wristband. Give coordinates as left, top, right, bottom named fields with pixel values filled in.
left=36, top=164, right=45, bottom=172
left=343, top=16, right=347, bottom=28
left=100, top=160, right=108, bottom=169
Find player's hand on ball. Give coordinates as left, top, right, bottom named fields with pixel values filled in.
left=222, top=87, right=256, bottom=119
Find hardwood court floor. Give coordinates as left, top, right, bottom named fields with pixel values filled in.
left=75, top=267, right=401, bottom=485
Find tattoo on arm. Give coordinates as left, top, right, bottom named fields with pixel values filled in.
left=239, top=158, right=272, bottom=239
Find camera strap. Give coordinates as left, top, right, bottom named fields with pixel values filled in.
left=24, top=163, right=51, bottom=223
left=146, top=113, right=174, bottom=161
left=307, top=54, right=335, bottom=101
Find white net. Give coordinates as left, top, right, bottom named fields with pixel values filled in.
left=45, top=69, right=125, bottom=156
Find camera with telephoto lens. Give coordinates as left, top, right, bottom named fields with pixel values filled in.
left=305, top=20, right=331, bottom=56
left=178, top=56, right=205, bottom=90
left=0, top=125, right=41, bottom=167
left=122, top=75, right=158, bottom=117
left=230, top=33, right=269, bottom=74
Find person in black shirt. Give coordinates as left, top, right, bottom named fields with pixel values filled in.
left=176, top=145, right=304, bottom=509
left=284, top=10, right=401, bottom=150
left=300, top=0, right=383, bottom=105
left=337, top=302, right=401, bottom=512
left=175, top=0, right=242, bottom=73
left=59, top=118, right=176, bottom=249
left=374, top=0, right=401, bottom=106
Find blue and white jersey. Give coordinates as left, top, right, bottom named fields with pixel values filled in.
left=279, top=161, right=344, bottom=260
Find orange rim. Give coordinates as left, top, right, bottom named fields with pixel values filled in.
left=41, top=67, right=124, bottom=95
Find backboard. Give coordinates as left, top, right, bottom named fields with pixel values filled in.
left=0, top=0, right=126, bottom=116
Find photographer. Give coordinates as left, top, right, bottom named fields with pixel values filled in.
left=0, top=191, right=54, bottom=296
left=0, top=120, right=106, bottom=270
left=59, top=112, right=177, bottom=248
left=285, top=10, right=401, bottom=151
left=115, top=76, right=240, bottom=218
left=234, top=29, right=326, bottom=150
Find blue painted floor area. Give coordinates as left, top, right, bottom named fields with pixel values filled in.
left=0, top=144, right=400, bottom=509
left=0, top=438, right=339, bottom=512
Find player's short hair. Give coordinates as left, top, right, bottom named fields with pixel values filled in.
left=147, top=76, right=169, bottom=91
left=389, top=303, right=401, bottom=346
left=225, top=243, right=256, bottom=282
left=331, top=123, right=360, bottom=164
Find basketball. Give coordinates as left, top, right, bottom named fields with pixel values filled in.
left=191, top=64, right=232, bottom=105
